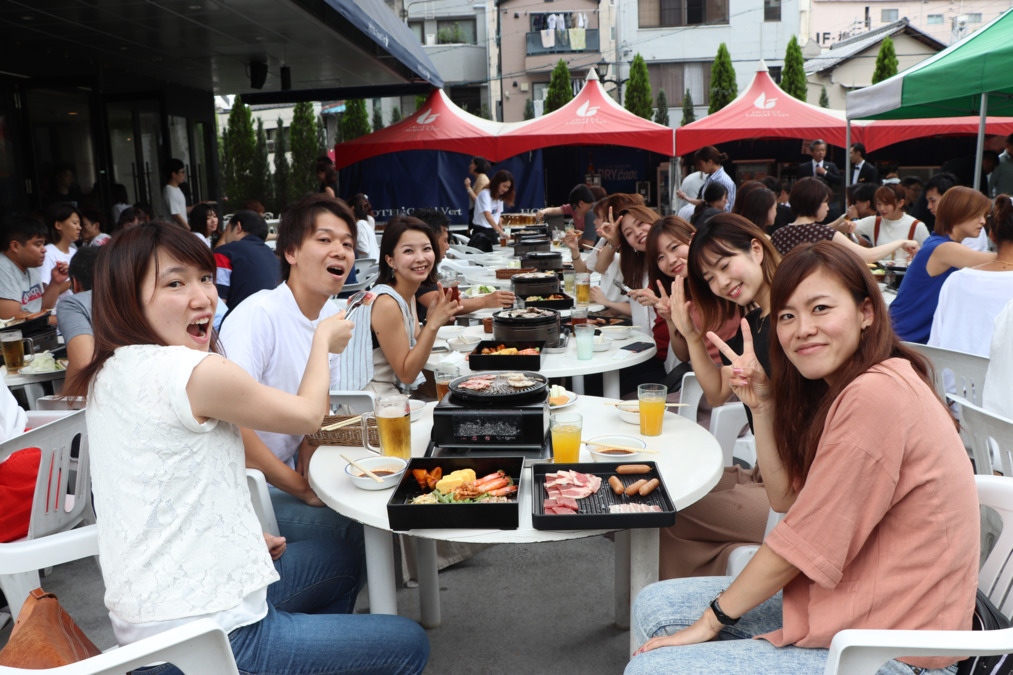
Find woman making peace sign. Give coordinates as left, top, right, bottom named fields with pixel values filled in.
left=627, top=242, right=979, bottom=674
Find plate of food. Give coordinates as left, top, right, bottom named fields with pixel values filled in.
left=548, top=384, right=577, bottom=410
left=462, top=284, right=496, bottom=298
left=18, top=352, right=67, bottom=375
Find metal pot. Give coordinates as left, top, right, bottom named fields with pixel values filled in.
left=520, top=251, right=563, bottom=271
left=513, top=238, right=551, bottom=256
left=511, top=272, right=560, bottom=297
left=492, top=308, right=561, bottom=345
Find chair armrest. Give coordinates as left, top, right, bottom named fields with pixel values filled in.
left=0, top=525, right=98, bottom=575
left=824, top=627, right=1013, bottom=675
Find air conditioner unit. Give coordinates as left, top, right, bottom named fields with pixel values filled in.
left=426, top=33, right=436, bottom=45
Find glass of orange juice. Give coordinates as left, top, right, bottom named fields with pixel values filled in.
left=551, top=412, right=583, bottom=464
left=638, top=384, right=667, bottom=437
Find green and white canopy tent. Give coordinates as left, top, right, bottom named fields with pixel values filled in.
left=847, top=8, right=1013, bottom=189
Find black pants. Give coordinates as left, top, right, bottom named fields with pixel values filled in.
left=468, top=227, right=497, bottom=252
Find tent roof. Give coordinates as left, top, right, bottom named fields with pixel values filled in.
left=848, top=9, right=1013, bottom=119
left=334, top=89, right=500, bottom=170
left=861, top=116, right=1013, bottom=152
left=675, top=66, right=849, bottom=155
left=498, top=70, right=675, bottom=157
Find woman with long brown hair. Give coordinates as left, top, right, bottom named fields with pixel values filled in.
left=628, top=241, right=978, bottom=673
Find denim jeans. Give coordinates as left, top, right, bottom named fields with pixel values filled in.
left=269, top=486, right=366, bottom=592
left=626, top=577, right=957, bottom=675
left=134, top=537, right=429, bottom=675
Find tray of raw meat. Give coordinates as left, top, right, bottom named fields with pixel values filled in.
left=530, top=462, right=676, bottom=530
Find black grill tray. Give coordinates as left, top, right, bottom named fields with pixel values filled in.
left=531, top=462, right=676, bottom=530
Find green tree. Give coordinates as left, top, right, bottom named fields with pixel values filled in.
left=479, top=104, right=492, bottom=120
left=709, top=43, right=737, bottom=114
left=523, top=98, right=535, bottom=120
left=250, top=118, right=272, bottom=207
left=654, top=89, right=670, bottom=126
left=625, top=54, right=653, bottom=120
left=372, top=99, right=384, bottom=130
left=391, top=106, right=402, bottom=124
left=681, top=89, right=696, bottom=126
left=544, top=59, right=573, bottom=114
left=316, top=121, right=327, bottom=155
left=819, top=86, right=830, bottom=108
left=288, top=101, right=319, bottom=198
left=273, top=118, right=290, bottom=211
left=340, top=99, right=371, bottom=142
left=781, top=35, right=807, bottom=101
left=221, top=95, right=257, bottom=210
left=415, top=94, right=428, bottom=112
left=871, top=35, right=899, bottom=84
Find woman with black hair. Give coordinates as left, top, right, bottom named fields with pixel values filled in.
left=464, top=156, right=491, bottom=229
left=690, top=182, right=728, bottom=229
left=677, top=146, right=736, bottom=213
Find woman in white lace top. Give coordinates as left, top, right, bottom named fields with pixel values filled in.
left=66, top=222, right=429, bottom=674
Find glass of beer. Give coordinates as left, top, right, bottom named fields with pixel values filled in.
left=551, top=412, right=583, bottom=464
left=562, top=270, right=575, bottom=295
left=362, top=394, right=411, bottom=459
left=1, top=330, right=34, bottom=374
left=435, top=365, right=459, bottom=402
left=575, top=273, right=591, bottom=307
left=570, top=307, right=588, bottom=326
left=638, top=384, right=668, bottom=437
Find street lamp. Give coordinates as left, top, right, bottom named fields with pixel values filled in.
left=597, top=59, right=629, bottom=105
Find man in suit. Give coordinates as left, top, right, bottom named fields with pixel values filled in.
left=798, top=139, right=841, bottom=187
left=849, top=143, right=879, bottom=185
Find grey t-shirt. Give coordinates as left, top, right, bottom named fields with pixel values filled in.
left=0, top=254, right=43, bottom=313
left=56, top=290, right=92, bottom=342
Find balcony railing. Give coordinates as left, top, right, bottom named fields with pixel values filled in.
left=526, top=28, right=599, bottom=56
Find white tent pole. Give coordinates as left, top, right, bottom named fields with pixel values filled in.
left=844, top=121, right=852, bottom=210
left=973, top=92, right=988, bottom=193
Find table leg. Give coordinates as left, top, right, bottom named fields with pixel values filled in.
left=603, top=371, right=620, bottom=399
left=572, top=375, right=585, bottom=395
left=415, top=538, right=441, bottom=628
left=363, top=525, right=398, bottom=615
left=629, top=528, right=660, bottom=655
left=614, top=530, right=631, bottom=629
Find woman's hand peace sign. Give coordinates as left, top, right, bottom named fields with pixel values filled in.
left=665, top=277, right=700, bottom=341
left=706, top=318, right=771, bottom=411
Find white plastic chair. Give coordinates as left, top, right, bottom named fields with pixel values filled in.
left=341, top=258, right=378, bottom=294
left=329, top=390, right=376, bottom=415
left=903, top=342, right=990, bottom=405
left=0, top=617, right=239, bottom=674
left=952, top=396, right=1013, bottom=477
left=678, top=372, right=751, bottom=468
left=0, top=411, right=91, bottom=618
left=725, top=508, right=784, bottom=577
left=824, top=474, right=1013, bottom=674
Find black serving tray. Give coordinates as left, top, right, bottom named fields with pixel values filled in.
left=387, top=456, right=524, bottom=530
left=468, top=341, right=544, bottom=370
left=521, top=293, right=574, bottom=310
left=531, top=462, right=676, bottom=530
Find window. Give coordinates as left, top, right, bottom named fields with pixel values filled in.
left=646, top=62, right=712, bottom=105
left=436, top=19, right=476, bottom=44
left=408, top=21, right=424, bottom=44
left=967, top=13, right=982, bottom=23
left=881, top=9, right=898, bottom=22
left=764, top=0, right=780, bottom=22
left=926, top=14, right=943, bottom=25
left=768, top=66, right=782, bottom=84
left=638, top=0, right=728, bottom=28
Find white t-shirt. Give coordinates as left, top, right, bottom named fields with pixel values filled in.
left=218, top=283, right=342, bottom=466
left=162, top=184, right=186, bottom=222
left=984, top=298, right=1013, bottom=421
left=928, top=268, right=1013, bottom=357
left=0, top=379, right=26, bottom=442
left=853, top=214, right=929, bottom=258
left=472, top=189, right=503, bottom=229
left=193, top=232, right=211, bottom=248
left=355, top=219, right=380, bottom=260
left=677, top=171, right=707, bottom=212
left=40, top=244, right=75, bottom=302
left=87, top=345, right=277, bottom=634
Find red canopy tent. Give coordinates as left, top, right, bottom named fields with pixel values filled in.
left=675, top=66, right=851, bottom=155
left=498, top=70, right=675, bottom=157
left=334, top=89, right=500, bottom=170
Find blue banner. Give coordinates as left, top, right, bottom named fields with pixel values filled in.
left=338, top=149, right=545, bottom=225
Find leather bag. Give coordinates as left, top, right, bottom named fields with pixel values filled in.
left=0, top=587, right=102, bottom=667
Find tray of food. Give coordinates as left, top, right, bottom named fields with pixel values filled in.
left=530, top=462, right=676, bottom=530
left=449, top=370, right=548, bottom=403
left=496, top=267, right=536, bottom=279
left=387, top=456, right=525, bottom=530
left=468, top=341, right=544, bottom=371
left=521, top=293, right=574, bottom=310
left=0, top=311, right=51, bottom=335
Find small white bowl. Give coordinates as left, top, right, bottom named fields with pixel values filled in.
left=449, top=335, right=482, bottom=352
left=592, top=335, right=613, bottom=352
left=344, top=456, right=408, bottom=490
left=409, top=399, right=425, bottom=422
left=437, top=325, right=466, bottom=340
left=601, top=325, right=632, bottom=340
left=585, top=434, right=646, bottom=462
left=615, top=403, right=641, bottom=425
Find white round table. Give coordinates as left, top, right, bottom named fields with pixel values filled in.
left=425, top=324, right=658, bottom=399
left=3, top=367, right=67, bottom=410
left=308, top=396, right=722, bottom=650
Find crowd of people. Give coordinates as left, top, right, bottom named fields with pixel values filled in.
left=1, top=137, right=1011, bottom=674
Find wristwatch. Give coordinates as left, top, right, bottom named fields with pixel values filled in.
left=709, top=592, right=740, bottom=626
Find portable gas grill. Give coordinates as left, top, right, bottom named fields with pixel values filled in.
left=428, top=371, right=552, bottom=464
